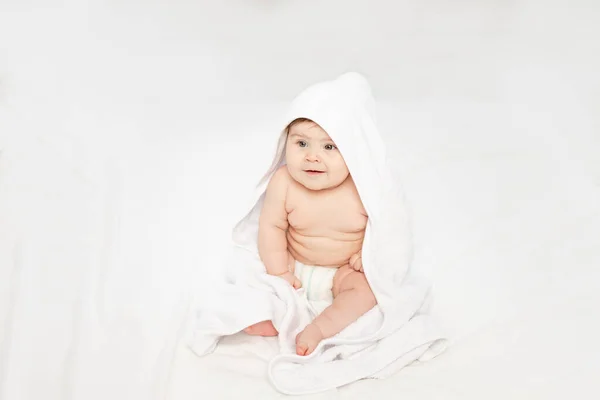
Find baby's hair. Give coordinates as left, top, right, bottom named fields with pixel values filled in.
left=257, top=117, right=313, bottom=187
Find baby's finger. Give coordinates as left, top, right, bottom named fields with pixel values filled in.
left=351, top=260, right=362, bottom=271
left=293, top=278, right=302, bottom=289
left=354, top=257, right=362, bottom=270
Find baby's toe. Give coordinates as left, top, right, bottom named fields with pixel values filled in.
left=295, top=324, right=323, bottom=356
left=296, top=342, right=309, bottom=356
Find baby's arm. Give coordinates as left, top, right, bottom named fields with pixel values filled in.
left=258, top=167, right=301, bottom=288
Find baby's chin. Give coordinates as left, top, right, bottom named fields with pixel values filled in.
left=299, top=180, right=333, bottom=191
left=291, top=173, right=347, bottom=191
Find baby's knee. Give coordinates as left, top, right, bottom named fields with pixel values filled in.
left=354, top=278, right=377, bottom=307
left=332, top=265, right=354, bottom=296
left=336, top=271, right=377, bottom=306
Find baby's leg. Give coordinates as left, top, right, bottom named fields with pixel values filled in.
left=295, top=265, right=377, bottom=355
left=244, top=251, right=297, bottom=337
left=244, top=320, right=278, bottom=336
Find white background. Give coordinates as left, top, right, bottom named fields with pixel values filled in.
left=1, top=1, right=599, bottom=399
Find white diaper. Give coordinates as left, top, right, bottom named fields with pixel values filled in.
left=293, top=261, right=337, bottom=316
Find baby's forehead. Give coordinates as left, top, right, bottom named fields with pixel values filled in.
left=288, top=120, right=332, bottom=141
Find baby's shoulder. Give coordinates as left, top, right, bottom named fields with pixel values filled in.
left=271, top=165, right=291, bottom=182
left=266, top=165, right=291, bottom=191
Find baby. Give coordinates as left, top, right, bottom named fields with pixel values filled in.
left=244, top=117, right=377, bottom=356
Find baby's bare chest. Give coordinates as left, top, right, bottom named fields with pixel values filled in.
left=286, top=187, right=367, bottom=234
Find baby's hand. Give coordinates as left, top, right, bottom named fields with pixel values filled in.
left=276, top=271, right=302, bottom=289
left=349, top=252, right=363, bottom=272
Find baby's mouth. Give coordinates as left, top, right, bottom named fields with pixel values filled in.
left=304, top=169, right=325, bottom=174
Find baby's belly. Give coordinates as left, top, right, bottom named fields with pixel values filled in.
left=286, top=228, right=364, bottom=267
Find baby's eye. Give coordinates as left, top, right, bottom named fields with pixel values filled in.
left=297, top=140, right=307, bottom=148
left=324, top=144, right=337, bottom=150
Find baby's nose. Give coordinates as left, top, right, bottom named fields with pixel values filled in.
left=305, top=152, right=320, bottom=162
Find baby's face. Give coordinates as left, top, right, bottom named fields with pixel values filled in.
left=285, top=119, right=349, bottom=191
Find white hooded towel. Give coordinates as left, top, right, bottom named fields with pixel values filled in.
left=187, top=72, right=447, bottom=395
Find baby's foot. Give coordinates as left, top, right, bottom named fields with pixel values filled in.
left=243, top=320, right=278, bottom=336
left=295, top=323, right=324, bottom=356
